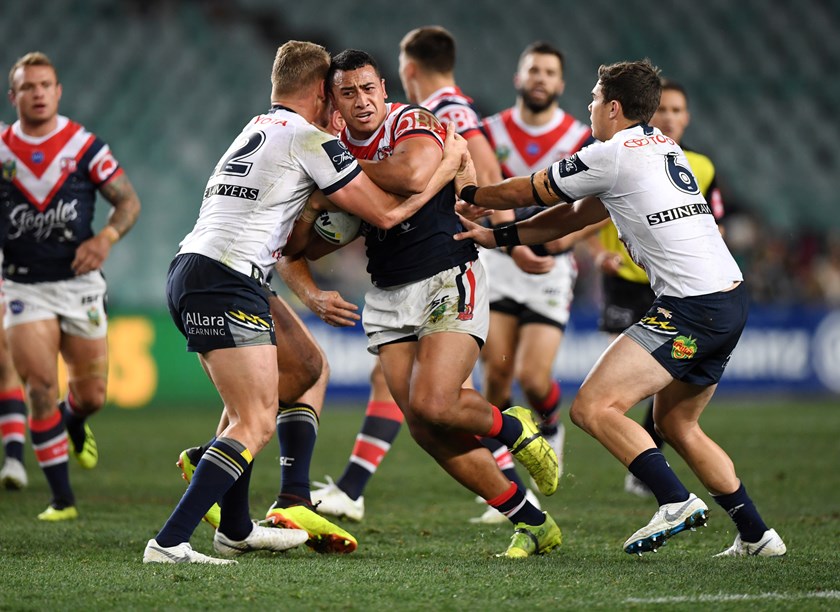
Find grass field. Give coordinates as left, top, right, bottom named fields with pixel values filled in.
left=1, top=398, right=838, bottom=611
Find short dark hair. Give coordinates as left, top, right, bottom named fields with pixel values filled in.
left=597, top=59, right=662, bottom=123
left=400, top=26, right=456, bottom=74
left=518, top=41, right=565, bottom=72
left=328, top=49, right=380, bottom=89
left=660, top=77, right=689, bottom=106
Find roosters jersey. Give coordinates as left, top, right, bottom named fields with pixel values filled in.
left=341, top=103, right=476, bottom=287
left=420, top=86, right=484, bottom=140
left=547, top=123, right=742, bottom=298
left=179, top=105, right=361, bottom=280
left=0, top=116, right=122, bottom=282
left=482, top=106, right=592, bottom=178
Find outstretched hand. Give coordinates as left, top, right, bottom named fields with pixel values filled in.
left=454, top=214, right=497, bottom=249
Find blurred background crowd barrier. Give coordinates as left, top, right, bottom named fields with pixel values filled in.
left=3, top=0, right=839, bottom=404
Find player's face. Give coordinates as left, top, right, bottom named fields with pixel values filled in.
left=588, top=82, right=610, bottom=141
left=330, top=65, right=388, bottom=139
left=650, top=89, right=690, bottom=144
left=515, top=52, right=564, bottom=114
left=9, top=65, right=62, bottom=128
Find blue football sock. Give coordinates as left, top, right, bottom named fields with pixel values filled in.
left=156, top=437, right=251, bottom=548
left=276, top=403, right=318, bottom=503
left=713, top=482, right=769, bottom=543
left=628, top=448, right=689, bottom=506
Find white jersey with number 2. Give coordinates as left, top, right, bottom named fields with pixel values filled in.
left=178, top=105, right=360, bottom=278
left=547, top=123, right=742, bottom=298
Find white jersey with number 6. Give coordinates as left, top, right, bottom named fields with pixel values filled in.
left=178, top=105, right=361, bottom=278
left=547, top=123, right=741, bottom=298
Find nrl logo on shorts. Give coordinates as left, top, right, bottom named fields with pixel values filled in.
left=671, top=335, right=697, bottom=359
left=2, top=159, right=15, bottom=181
left=87, top=307, right=101, bottom=327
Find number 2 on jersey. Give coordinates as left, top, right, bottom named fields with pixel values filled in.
left=218, top=131, right=266, bottom=177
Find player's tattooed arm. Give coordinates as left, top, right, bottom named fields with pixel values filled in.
left=99, top=174, right=142, bottom=240
left=71, top=174, right=142, bottom=275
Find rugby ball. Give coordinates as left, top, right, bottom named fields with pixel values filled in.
left=314, top=210, right=361, bottom=246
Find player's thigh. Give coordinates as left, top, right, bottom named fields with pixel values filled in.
left=412, top=332, right=480, bottom=412
left=577, top=334, right=672, bottom=413
left=653, top=379, right=717, bottom=435
left=6, top=319, right=61, bottom=386
left=0, top=323, right=20, bottom=388
left=270, top=293, right=323, bottom=381
left=481, top=309, right=519, bottom=371
left=377, top=341, right=416, bottom=411
left=514, top=323, right=563, bottom=382
left=201, top=345, right=279, bottom=425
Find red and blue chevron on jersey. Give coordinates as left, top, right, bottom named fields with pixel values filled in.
left=0, top=115, right=122, bottom=282
left=481, top=107, right=592, bottom=177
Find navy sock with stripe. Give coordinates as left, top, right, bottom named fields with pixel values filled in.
left=276, top=403, right=319, bottom=503
left=487, top=482, right=544, bottom=526
left=29, top=410, right=74, bottom=508
left=156, top=437, right=252, bottom=547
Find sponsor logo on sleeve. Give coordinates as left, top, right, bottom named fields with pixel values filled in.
left=322, top=139, right=355, bottom=173
left=557, top=154, right=589, bottom=177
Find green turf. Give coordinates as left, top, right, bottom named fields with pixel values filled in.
left=0, top=399, right=838, bottom=611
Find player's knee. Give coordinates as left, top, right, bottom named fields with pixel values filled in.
left=407, top=393, right=451, bottom=428
left=568, top=396, right=597, bottom=433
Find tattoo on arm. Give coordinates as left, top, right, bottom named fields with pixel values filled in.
left=99, top=175, right=141, bottom=237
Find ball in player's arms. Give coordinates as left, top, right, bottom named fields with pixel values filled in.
left=314, top=210, right=361, bottom=245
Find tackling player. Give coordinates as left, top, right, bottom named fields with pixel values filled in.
left=144, top=41, right=466, bottom=564
left=454, top=59, right=786, bottom=558
left=586, top=77, right=728, bottom=497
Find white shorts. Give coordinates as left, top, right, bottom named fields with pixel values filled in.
left=3, top=272, right=108, bottom=339
left=481, top=248, right=577, bottom=326
left=363, top=259, right=489, bottom=354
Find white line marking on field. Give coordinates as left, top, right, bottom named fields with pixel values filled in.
left=625, top=591, right=840, bottom=604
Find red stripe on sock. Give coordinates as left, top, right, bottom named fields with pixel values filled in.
left=366, top=400, right=403, bottom=422
left=494, top=449, right=515, bottom=471
left=34, top=436, right=68, bottom=464
left=0, top=418, right=26, bottom=437
left=533, top=380, right=560, bottom=414
left=28, top=410, right=62, bottom=433
left=486, top=482, right=517, bottom=507
left=352, top=438, right=388, bottom=468
left=0, top=387, right=25, bottom=402
left=486, top=405, right=503, bottom=437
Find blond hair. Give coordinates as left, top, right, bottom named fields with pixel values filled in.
left=9, top=51, right=56, bottom=90
left=271, top=41, right=330, bottom=97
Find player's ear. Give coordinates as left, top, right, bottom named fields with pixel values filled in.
left=381, top=78, right=388, bottom=100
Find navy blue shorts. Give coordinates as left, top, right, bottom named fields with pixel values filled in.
left=166, top=253, right=275, bottom=353
left=623, top=283, right=748, bottom=386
